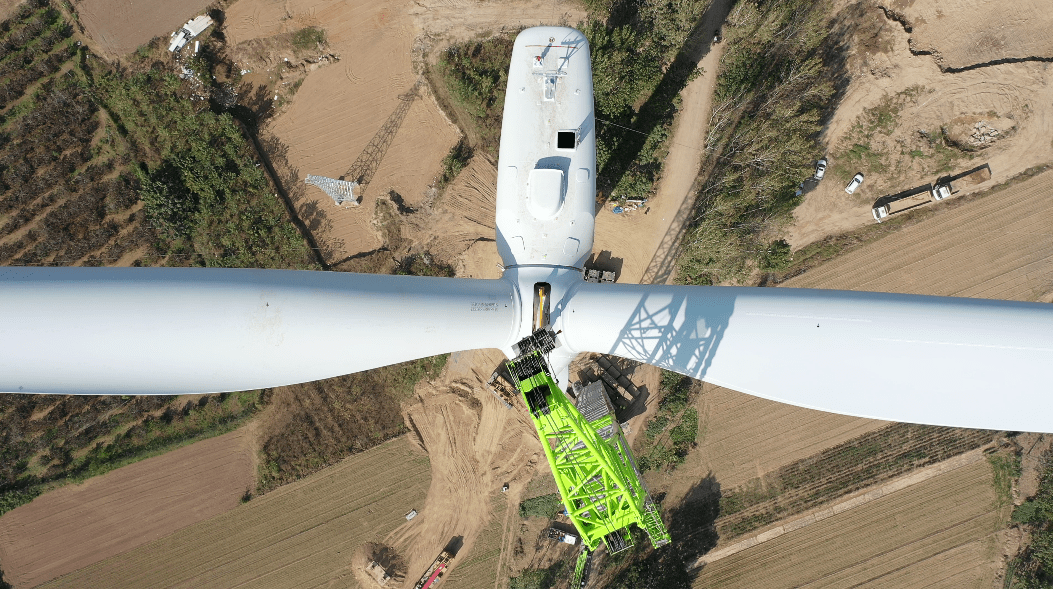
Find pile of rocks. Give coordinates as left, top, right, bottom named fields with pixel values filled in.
left=969, top=120, right=1001, bottom=146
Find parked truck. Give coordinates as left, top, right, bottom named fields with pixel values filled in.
left=546, top=527, right=579, bottom=545
left=930, top=181, right=954, bottom=201
left=413, top=550, right=454, bottom=589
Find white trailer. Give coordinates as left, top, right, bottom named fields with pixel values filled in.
left=168, top=15, right=214, bottom=53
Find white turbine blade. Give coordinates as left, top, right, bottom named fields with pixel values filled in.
left=561, top=283, right=1053, bottom=432
left=0, top=268, right=516, bottom=395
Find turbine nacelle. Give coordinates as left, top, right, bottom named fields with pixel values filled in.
left=494, top=27, right=598, bottom=378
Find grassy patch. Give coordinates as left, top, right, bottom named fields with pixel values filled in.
left=636, top=371, right=698, bottom=472
left=433, top=36, right=515, bottom=156
left=395, top=252, right=455, bottom=277
left=989, top=452, right=1022, bottom=509
left=519, top=492, right=562, bottom=519
left=1010, top=445, right=1053, bottom=587
left=509, top=560, right=565, bottom=589
left=290, top=27, right=326, bottom=51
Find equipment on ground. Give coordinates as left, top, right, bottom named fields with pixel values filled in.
left=168, top=15, right=214, bottom=53
left=413, top=550, right=453, bottom=589
left=366, top=561, right=391, bottom=586
left=872, top=203, right=890, bottom=222
left=814, top=158, right=827, bottom=180
left=546, top=527, right=579, bottom=545
left=845, top=172, right=864, bottom=194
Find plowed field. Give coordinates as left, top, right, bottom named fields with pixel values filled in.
left=784, top=168, right=1053, bottom=302
left=38, top=436, right=430, bottom=589
left=0, top=427, right=255, bottom=589
left=692, top=458, right=1004, bottom=588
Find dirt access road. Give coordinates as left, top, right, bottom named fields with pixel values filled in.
left=0, top=427, right=256, bottom=589
left=592, top=0, right=734, bottom=285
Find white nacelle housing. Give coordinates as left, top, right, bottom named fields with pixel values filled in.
left=495, top=27, right=596, bottom=270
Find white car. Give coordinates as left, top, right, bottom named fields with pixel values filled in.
left=872, top=203, right=890, bottom=222
left=814, top=158, right=827, bottom=180
left=931, top=182, right=952, bottom=200
left=845, top=173, right=864, bottom=194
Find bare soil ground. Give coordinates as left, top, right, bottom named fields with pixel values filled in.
left=896, top=0, right=1053, bottom=70
left=390, top=352, right=539, bottom=581
left=416, top=154, right=501, bottom=279
left=38, top=435, right=430, bottom=589
left=692, top=458, right=1007, bottom=588
left=784, top=167, right=1053, bottom=302
left=0, top=0, right=21, bottom=21
left=787, top=0, right=1053, bottom=249
left=73, top=0, right=212, bottom=57
left=0, top=427, right=255, bottom=588
left=224, top=0, right=585, bottom=265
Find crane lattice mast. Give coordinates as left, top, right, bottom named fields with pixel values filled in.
left=506, top=329, right=670, bottom=565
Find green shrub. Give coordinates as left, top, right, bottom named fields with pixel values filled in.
left=437, top=138, right=472, bottom=188
left=760, top=239, right=792, bottom=271
left=395, top=253, right=455, bottom=277
left=669, top=408, right=698, bottom=448
left=644, top=415, right=670, bottom=440
left=1014, top=501, right=1038, bottom=524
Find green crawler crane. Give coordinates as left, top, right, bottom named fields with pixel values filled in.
left=505, top=329, right=670, bottom=585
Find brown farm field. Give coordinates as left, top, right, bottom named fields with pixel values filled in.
left=38, top=435, right=431, bottom=589
left=0, top=427, right=255, bottom=588
left=692, top=458, right=1007, bottom=588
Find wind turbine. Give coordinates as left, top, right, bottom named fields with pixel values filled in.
left=3, top=26, right=1053, bottom=435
